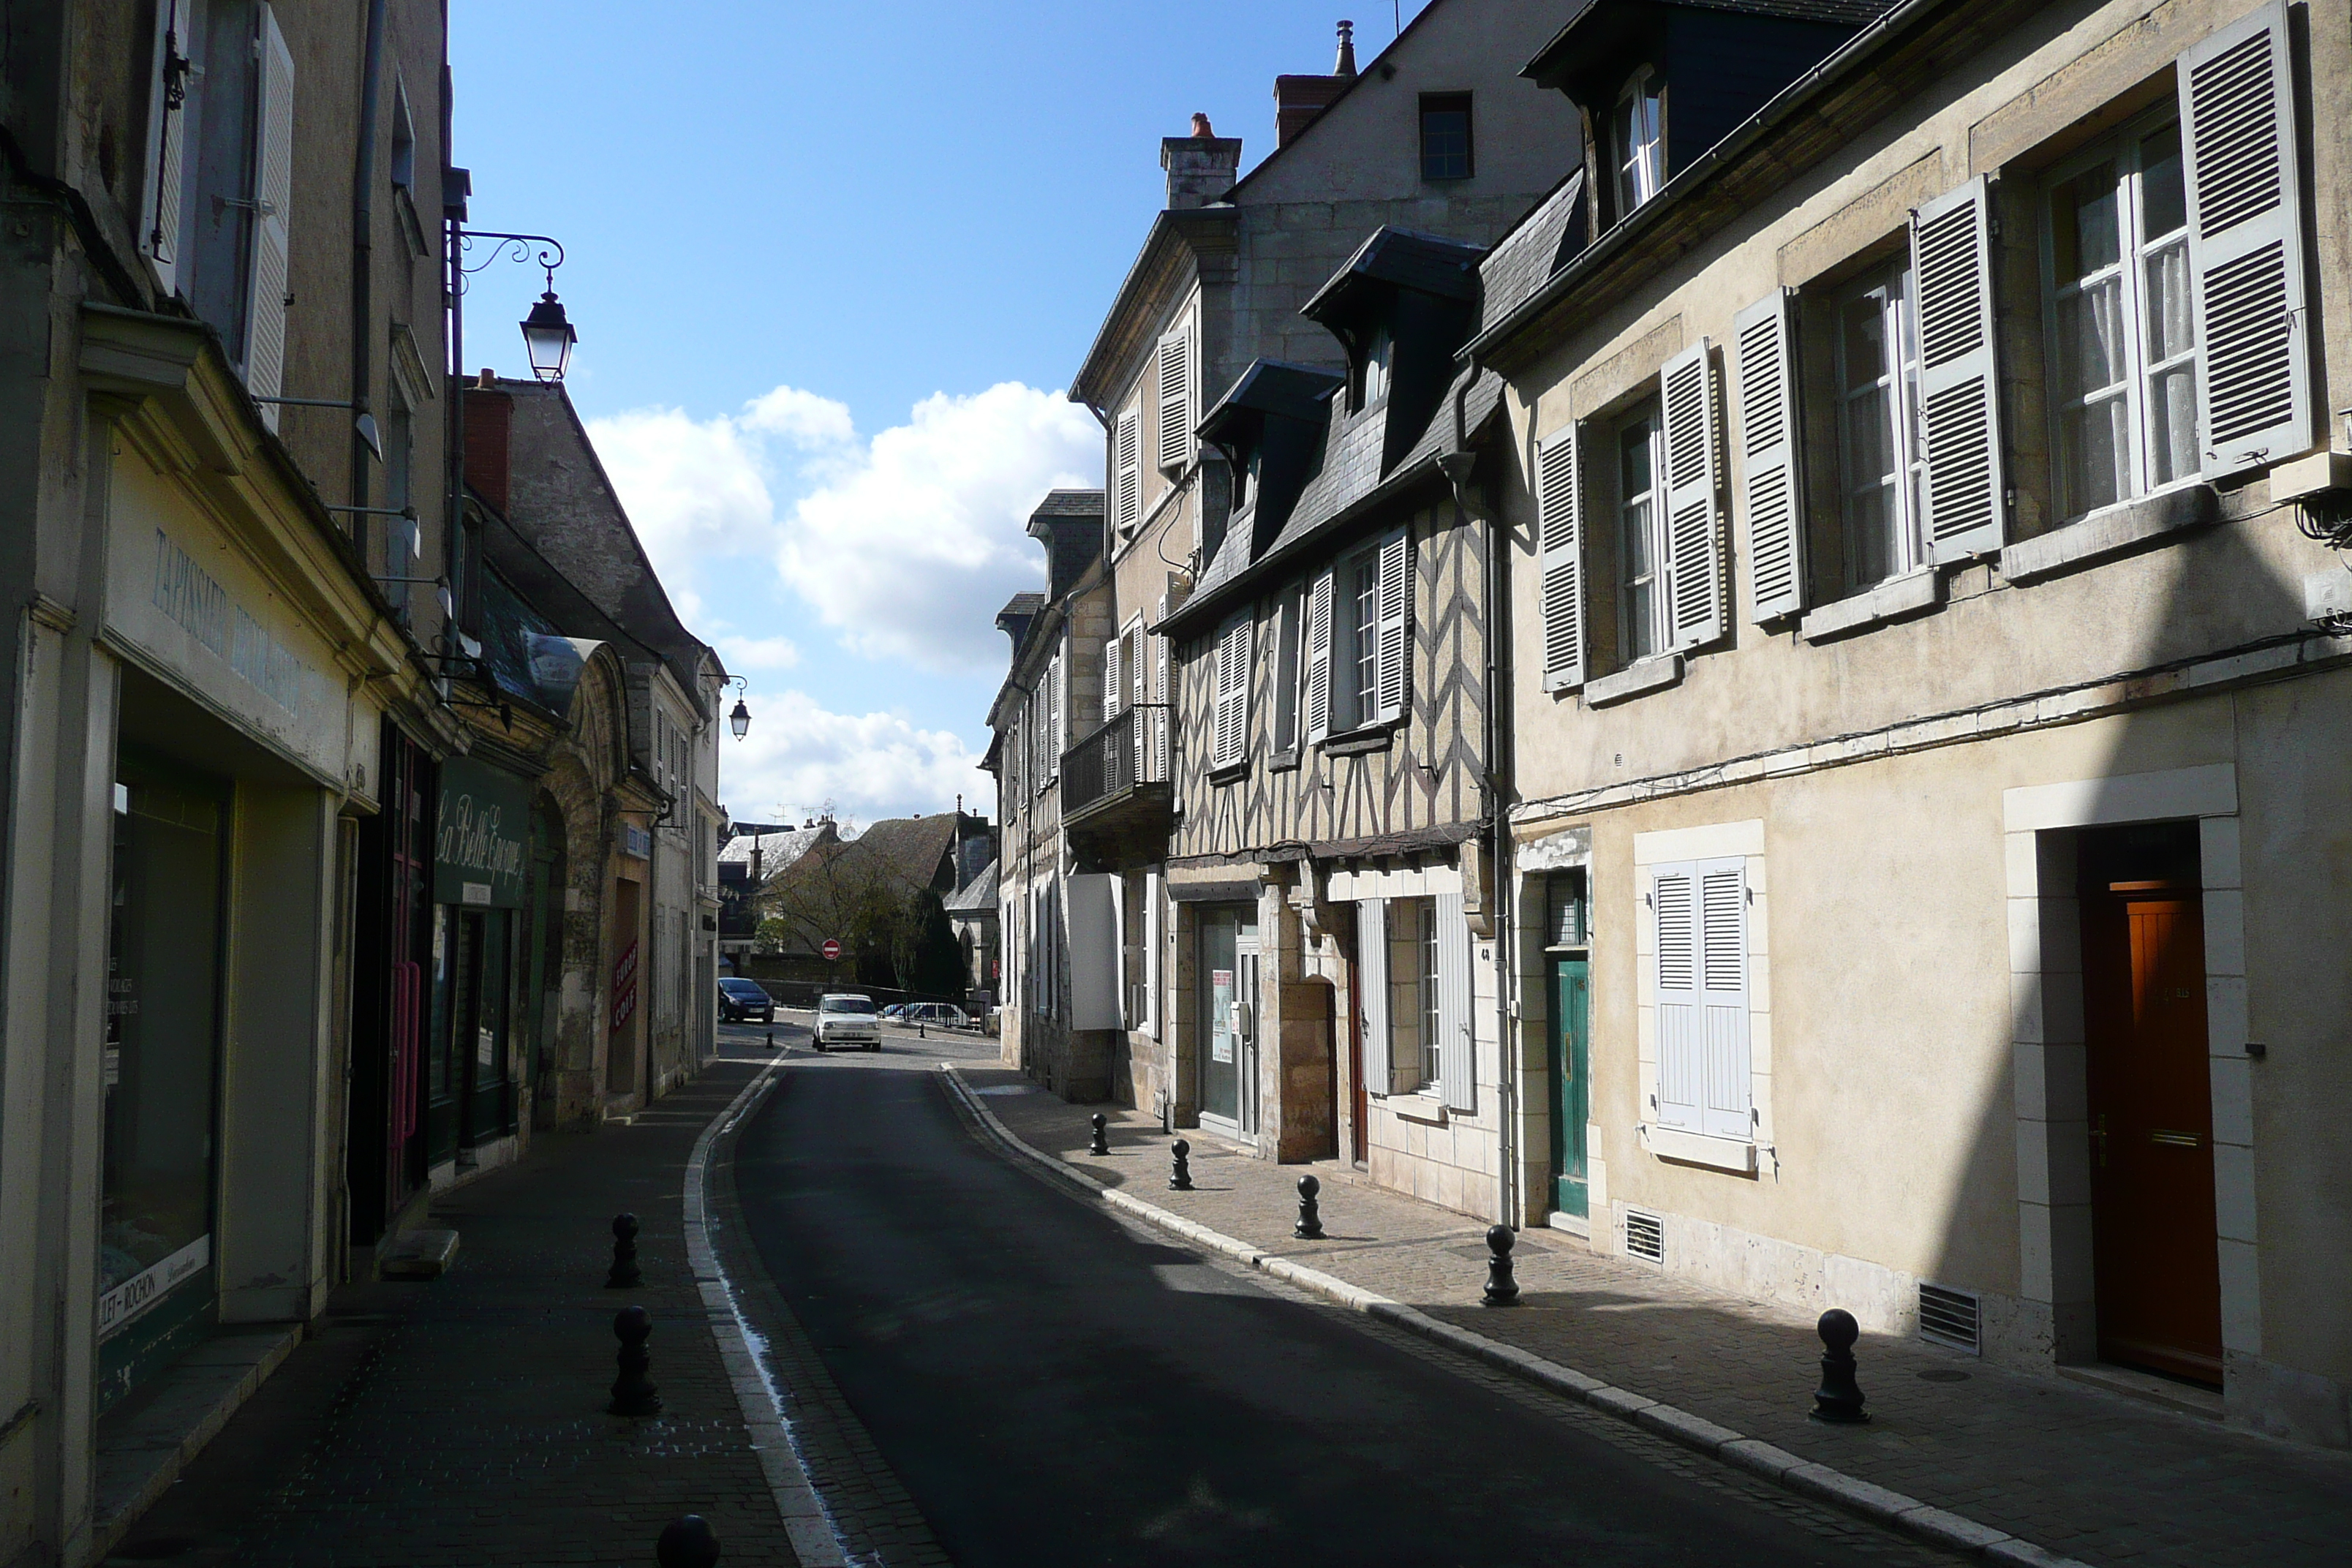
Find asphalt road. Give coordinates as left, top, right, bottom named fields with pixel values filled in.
left=730, top=1041, right=1950, bottom=1568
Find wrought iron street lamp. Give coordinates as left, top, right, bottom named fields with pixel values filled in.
left=521, top=290, right=576, bottom=382
left=725, top=677, right=752, bottom=740
left=455, top=229, right=574, bottom=382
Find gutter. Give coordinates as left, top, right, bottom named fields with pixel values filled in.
left=348, top=0, right=388, bottom=533
left=1463, top=0, right=1949, bottom=363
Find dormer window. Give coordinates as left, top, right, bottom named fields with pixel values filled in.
left=1232, top=445, right=1262, bottom=513
left=1613, top=67, right=1664, bottom=217
left=1354, top=323, right=1393, bottom=412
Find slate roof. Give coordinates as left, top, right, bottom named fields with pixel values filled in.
left=1030, top=490, right=1106, bottom=520
left=1300, top=228, right=1485, bottom=323
left=1529, top=0, right=1895, bottom=54
left=1198, top=361, right=1345, bottom=441
left=943, top=858, right=998, bottom=915
left=1480, top=169, right=1587, bottom=333
left=717, top=823, right=833, bottom=876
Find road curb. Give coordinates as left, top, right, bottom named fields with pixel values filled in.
left=939, top=1065, right=2088, bottom=1568
left=685, top=1059, right=851, bottom=1568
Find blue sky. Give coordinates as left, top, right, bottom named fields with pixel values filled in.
left=450, top=1, right=1430, bottom=829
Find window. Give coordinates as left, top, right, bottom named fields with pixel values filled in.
left=1613, top=68, right=1664, bottom=218
left=2043, top=113, right=2198, bottom=521
left=390, top=78, right=417, bottom=190
left=1833, top=264, right=1926, bottom=588
left=1650, top=858, right=1750, bottom=1141
left=1545, top=870, right=1588, bottom=949
left=1353, top=323, right=1393, bottom=412
left=1420, top=93, right=1474, bottom=181
left=1232, top=443, right=1260, bottom=513
left=1210, top=614, right=1251, bottom=770
left=1386, top=897, right=1436, bottom=1091
left=1313, top=528, right=1411, bottom=735
left=1271, top=588, right=1304, bottom=753
left=1615, top=407, right=1666, bottom=661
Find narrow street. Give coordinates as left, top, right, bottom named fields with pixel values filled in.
left=726, top=1024, right=1958, bottom=1568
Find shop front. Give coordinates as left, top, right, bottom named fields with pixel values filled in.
left=427, top=755, right=533, bottom=1183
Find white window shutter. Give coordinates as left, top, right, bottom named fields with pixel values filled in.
left=1696, top=860, right=1752, bottom=1140
left=1102, top=636, right=1121, bottom=725
left=1652, top=867, right=1702, bottom=1130
left=247, top=4, right=296, bottom=427
left=1912, top=176, right=2005, bottom=562
left=1536, top=429, right=1586, bottom=691
left=1659, top=342, right=1725, bottom=649
left=1128, top=627, right=1147, bottom=779
left=141, top=1, right=189, bottom=295
left=1210, top=623, right=1237, bottom=766
left=1435, top=892, right=1473, bottom=1112
left=1156, top=328, right=1192, bottom=472
left=1372, top=528, right=1411, bottom=724
left=1304, top=569, right=1335, bottom=743
left=2179, top=1, right=2310, bottom=477
left=1115, top=410, right=1142, bottom=535
left=1153, top=637, right=1169, bottom=777
left=1358, top=899, right=1390, bottom=1097
left=1047, top=652, right=1063, bottom=778
left=1733, top=292, right=1806, bottom=621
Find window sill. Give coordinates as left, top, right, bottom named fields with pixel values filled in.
left=1798, top=567, right=1942, bottom=644
left=1639, top=1123, right=1757, bottom=1175
left=1322, top=723, right=1397, bottom=757
left=1584, top=654, right=1684, bottom=708
left=1379, top=1092, right=1448, bottom=1126
left=2000, top=483, right=2218, bottom=585
left=1207, top=760, right=1248, bottom=787
left=1267, top=748, right=1301, bottom=774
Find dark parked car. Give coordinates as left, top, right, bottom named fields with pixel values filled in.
left=717, top=977, right=774, bottom=1024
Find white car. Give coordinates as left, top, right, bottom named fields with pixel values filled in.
left=813, top=992, right=881, bottom=1051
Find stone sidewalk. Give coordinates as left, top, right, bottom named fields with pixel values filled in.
left=103, top=1060, right=800, bottom=1568
left=955, top=1063, right=2350, bottom=1568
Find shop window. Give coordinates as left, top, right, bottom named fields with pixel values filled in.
left=97, top=755, right=230, bottom=1409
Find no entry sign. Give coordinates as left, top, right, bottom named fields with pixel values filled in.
left=822, top=938, right=842, bottom=961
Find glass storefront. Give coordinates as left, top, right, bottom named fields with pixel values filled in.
left=97, top=752, right=229, bottom=1410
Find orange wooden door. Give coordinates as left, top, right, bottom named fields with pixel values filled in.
left=2082, top=885, right=2221, bottom=1384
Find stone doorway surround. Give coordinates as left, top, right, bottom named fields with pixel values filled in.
left=2002, top=765, right=2256, bottom=1391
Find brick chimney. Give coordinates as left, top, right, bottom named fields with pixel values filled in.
left=464, top=374, right=512, bottom=516
left=1161, top=114, right=1243, bottom=209
left=1274, top=21, right=1358, bottom=147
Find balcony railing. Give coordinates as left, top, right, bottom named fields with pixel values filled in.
left=1060, top=704, right=1168, bottom=820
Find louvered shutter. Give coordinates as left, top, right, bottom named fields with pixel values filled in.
left=1128, top=627, right=1147, bottom=779
left=1358, top=899, right=1390, bottom=1097
left=1047, top=652, right=1063, bottom=778
left=1227, top=617, right=1254, bottom=765
left=1536, top=429, right=1586, bottom=691
left=1210, top=623, right=1237, bottom=766
left=1912, top=176, right=2005, bottom=561
left=1304, top=569, right=1335, bottom=742
left=1435, top=892, right=1473, bottom=1112
left=247, top=5, right=296, bottom=428
left=1153, top=637, right=1169, bottom=778
left=1659, top=343, right=1725, bottom=649
left=1696, top=859, right=1752, bottom=1140
left=1652, top=867, right=1702, bottom=1130
left=1115, top=410, right=1142, bottom=535
left=1156, top=328, right=1192, bottom=472
left=1372, top=528, right=1411, bottom=724
left=1733, top=293, right=1806, bottom=620
left=143, top=1, right=188, bottom=294
left=1102, top=636, right=1121, bottom=725
left=2179, top=1, right=2310, bottom=477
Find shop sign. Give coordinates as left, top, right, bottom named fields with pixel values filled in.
left=624, top=823, right=652, bottom=860
left=612, top=940, right=638, bottom=1030
left=97, top=1234, right=210, bottom=1341
left=434, top=757, right=530, bottom=908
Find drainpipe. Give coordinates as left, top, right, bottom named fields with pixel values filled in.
left=348, top=0, right=388, bottom=557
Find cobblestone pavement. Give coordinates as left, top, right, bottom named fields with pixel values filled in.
left=962, top=1065, right=2352, bottom=1568
left=105, top=1040, right=802, bottom=1568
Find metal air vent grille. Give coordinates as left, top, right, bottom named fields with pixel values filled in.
left=1624, top=1208, right=1665, bottom=1264
left=1918, top=1282, right=1981, bottom=1354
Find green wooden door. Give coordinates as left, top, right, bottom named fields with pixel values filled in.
left=1549, top=957, right=1591, bottom=1217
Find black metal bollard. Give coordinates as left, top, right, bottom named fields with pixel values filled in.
left=1294, top=1175, right=1324, bottom=1240
left=1482, top=1224, right=1521, bottom=1307
left=1810, top=1308, right=1869, bottom=1423
left=606, top=1213, right=642, bottom=1289
left=656, top=1514, right=721, bottom=1568
left=1090, top=1112, right=1110, bottom=1156
left=765, top=1028, right=774, bottom=1051
left=1169, top=1138, right=1194, bottom=1191
left=609, top=1305, right=663, bottom=1417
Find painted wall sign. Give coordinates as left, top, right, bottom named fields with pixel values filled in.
left=97, top=1234, right=210, bottom=1341
left=434, top=757, right=530, bottom=908
left=612, top=940, right=639, bottom=1030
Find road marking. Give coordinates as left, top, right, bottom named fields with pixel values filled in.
left=684, top=1060, right=854, bottom=1568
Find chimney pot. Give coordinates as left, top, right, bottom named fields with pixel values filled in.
left=476, top=367, right=497, bottom=388
left=1335, top=20, right=1357, bottom=78
left=1191, top=112, right=1215, bottom=137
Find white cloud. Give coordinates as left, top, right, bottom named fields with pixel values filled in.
left=717, top=690, right=990, bottom=826
left=777, top=383, right=1101, bottom=671
left=716, top=634, right=802, bottom=672
left=588, top=380, right=1097, bottom=674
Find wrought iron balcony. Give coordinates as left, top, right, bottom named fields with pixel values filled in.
left=1060, top=704, right=1173, bottom=859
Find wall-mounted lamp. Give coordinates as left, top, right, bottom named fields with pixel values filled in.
left=725, top=675, right=751, bottom=740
